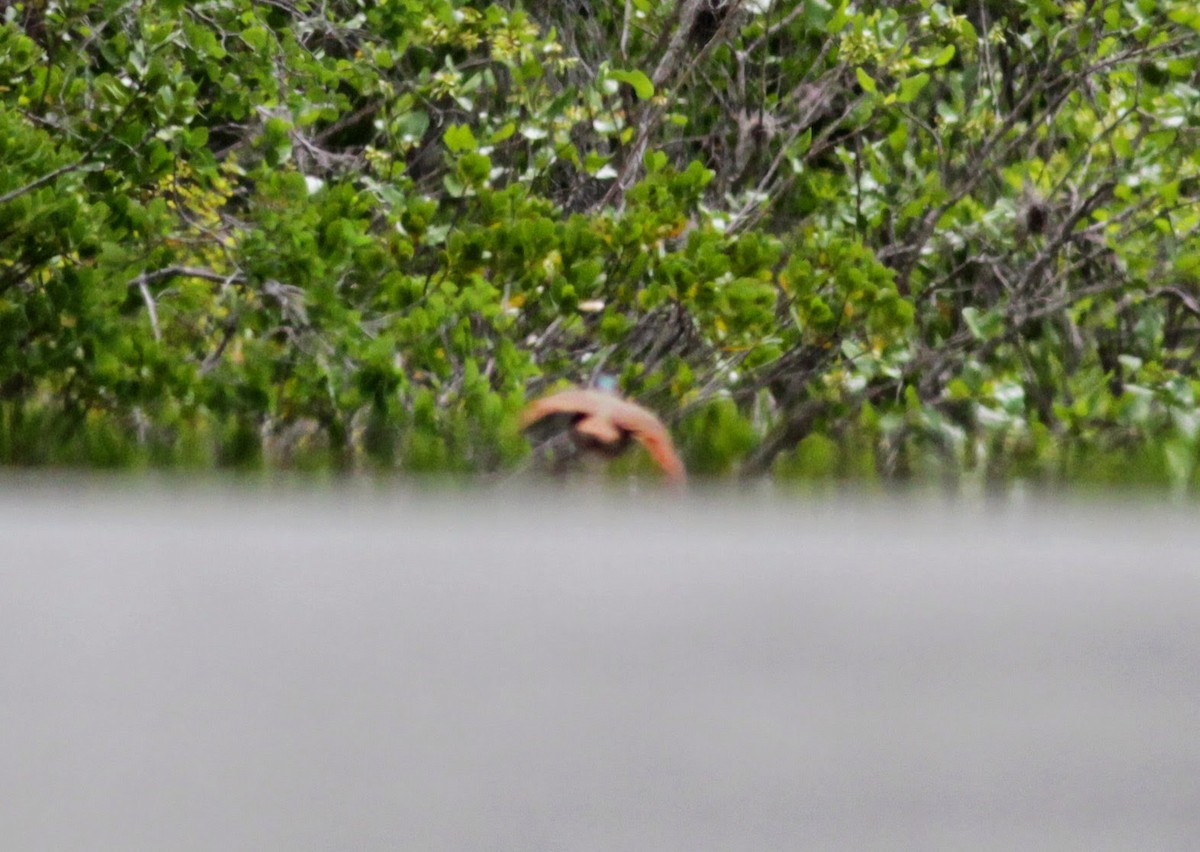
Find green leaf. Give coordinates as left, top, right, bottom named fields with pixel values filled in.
left=643, top=150, right=668, bottom=172
left=932, top=45, right=956, bottom=67
left=825, top=0, right=851, bottom=33
left=443, top=124, right=477, bottom=153
left=896, top=73, right=930, bottom=104
left=489, top=122, right=516, bottom=143
left=962, top=307, right=1004, bottom=341
left=855, top=67, right=877, bottom=94
left=241, top=26, right=269, bottom=52
left=609, top=69, right=654, bottom=100
left=1167, top=7, right=1200, bottom=33
left=396, top=111, right=430, bottom=141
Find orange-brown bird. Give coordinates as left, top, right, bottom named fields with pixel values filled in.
left=520, top=386, right=686, bottom=485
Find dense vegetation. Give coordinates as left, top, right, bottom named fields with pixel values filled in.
left=2, top=0, right=1199, bottom=488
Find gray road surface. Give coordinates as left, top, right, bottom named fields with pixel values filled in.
left=1, top=480, right=1198, bottom=850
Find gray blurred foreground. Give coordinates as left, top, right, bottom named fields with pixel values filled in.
left=1, top=481, right=1198, bottom=850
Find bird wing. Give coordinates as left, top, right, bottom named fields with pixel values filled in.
left=610, top=401, right=687, bottom=483
left=519, top=388, right=614, bottom=429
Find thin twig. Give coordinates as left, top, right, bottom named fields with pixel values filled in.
left=0, top=161, right=89, bottom=206
left=200, top=313, right=241, bottom=376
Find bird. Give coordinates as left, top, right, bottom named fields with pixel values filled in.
left=520, top=385, right=686, bottom=485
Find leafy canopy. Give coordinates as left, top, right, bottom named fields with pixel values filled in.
left=1, top=0, right=1199, bottom=489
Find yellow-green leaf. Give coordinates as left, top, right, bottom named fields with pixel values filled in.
left=610, top=69, right=654, bottom=100
left=855, top=67, right=877, bottom=94
left=489, top=122, right=516, bottom=144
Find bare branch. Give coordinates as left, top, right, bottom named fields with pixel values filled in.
left=740, top=398, right=829, bottom=478
left=136, top=278, right=162, bottom=343
left=127, top=266, right=246, bottom=288
left=0, top=160, right=89, bottom=206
